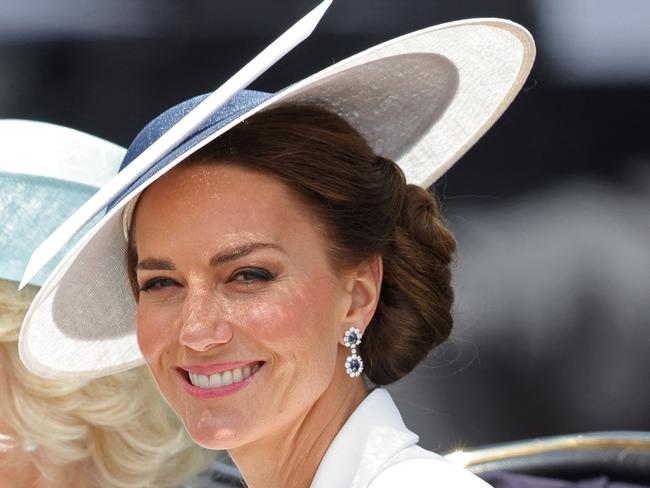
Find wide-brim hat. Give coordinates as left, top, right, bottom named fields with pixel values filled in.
left=0, top=120, right=124, bottom=287
left=19, top=5, right=535, bottom=379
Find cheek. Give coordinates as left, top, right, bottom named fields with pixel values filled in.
left=136, top=303, right=178, bottom=369
left=249, top=276, right=344, bottom=369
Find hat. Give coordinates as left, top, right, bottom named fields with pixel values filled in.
left=0, top=120, right=124, bottom=287
left=19, top=3, right=535, bottom=378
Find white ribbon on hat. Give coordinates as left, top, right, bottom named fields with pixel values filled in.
left=20, top=0, right=333, bottom=290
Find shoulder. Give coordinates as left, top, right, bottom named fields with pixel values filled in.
left=368, top=450, right=491, bottom=488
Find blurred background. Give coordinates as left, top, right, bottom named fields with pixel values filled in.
left=1, top=0, right=648, bottom=458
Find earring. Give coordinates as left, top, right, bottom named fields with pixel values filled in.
left=343, top=326, right=364, bottom=378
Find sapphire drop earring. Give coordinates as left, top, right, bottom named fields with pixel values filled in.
left=343, top=326, right=363, bottom=378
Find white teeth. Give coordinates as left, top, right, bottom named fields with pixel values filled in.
left=197, top=374, right=210, bottom=388
left=209, top=373, right=222, bottom=388
left=233, top=368, right=243, bottom=383
left=187, top=363, right=261, bottom=389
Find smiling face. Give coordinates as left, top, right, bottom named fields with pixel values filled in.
left=132, top=162, right=356, bottom=449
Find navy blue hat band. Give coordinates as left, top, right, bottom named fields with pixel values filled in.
left=109, top=90, right=273, bottom=213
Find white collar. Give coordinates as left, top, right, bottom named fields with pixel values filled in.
left=310, top=388, right=419, bottom=488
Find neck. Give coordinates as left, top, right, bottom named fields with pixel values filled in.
left=229, top=362, right=368, bottom=488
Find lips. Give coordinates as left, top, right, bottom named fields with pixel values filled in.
left=177, top=361, right=264, bottom=400
left=187, top=362, right=261, bottom=389
left=179, top=360, right=264, bottom=390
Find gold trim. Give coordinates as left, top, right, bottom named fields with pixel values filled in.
left=445, top=433, right=650, bottom=467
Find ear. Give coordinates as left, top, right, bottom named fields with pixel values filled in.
left=340, top=255, right=383, bottom=342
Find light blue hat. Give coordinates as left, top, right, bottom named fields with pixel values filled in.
left=0, top=120, right=125, bottom=286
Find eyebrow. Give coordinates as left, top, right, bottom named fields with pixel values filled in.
left=209, top=242, right=283, bottom=267
left=135, top=258, right=176, bottom=271
left=135, top=242, right=282, bottom=271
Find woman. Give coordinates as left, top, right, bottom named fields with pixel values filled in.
left=0, top=120, right=212, bottom=487
left=19, top=14, right=535, bottom=488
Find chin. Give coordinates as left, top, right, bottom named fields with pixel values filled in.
left=183, top=415, right=248, bottom=450
left=190, top=431, right=240, bottom=450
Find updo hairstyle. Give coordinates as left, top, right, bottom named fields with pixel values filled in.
left=129, top=103, right=456, bottom=385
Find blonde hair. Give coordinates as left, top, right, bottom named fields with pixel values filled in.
left=0, top=279, right=214, bottom=487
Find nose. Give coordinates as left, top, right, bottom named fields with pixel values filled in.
left=178, top=288, right=233, bottom=352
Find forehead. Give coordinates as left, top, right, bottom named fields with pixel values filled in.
left=133, top=162, right=321, bottom=253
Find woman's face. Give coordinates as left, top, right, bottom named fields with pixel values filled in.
left=133, top=163, right=354, bottom=449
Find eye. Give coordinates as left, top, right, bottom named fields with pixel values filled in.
left=230, top=267, right=274, bottom=284
left=139, top=277, right=180, bottom=293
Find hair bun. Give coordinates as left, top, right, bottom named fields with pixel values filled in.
left=400, top=185, right=455, bottom=264
left=361, top=183, right=456, bottom=385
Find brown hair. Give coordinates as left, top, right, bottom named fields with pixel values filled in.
left=129, top=104, right=456, bottom=385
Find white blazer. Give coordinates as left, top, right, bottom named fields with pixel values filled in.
left=310, top=388, right=491, bottom=488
